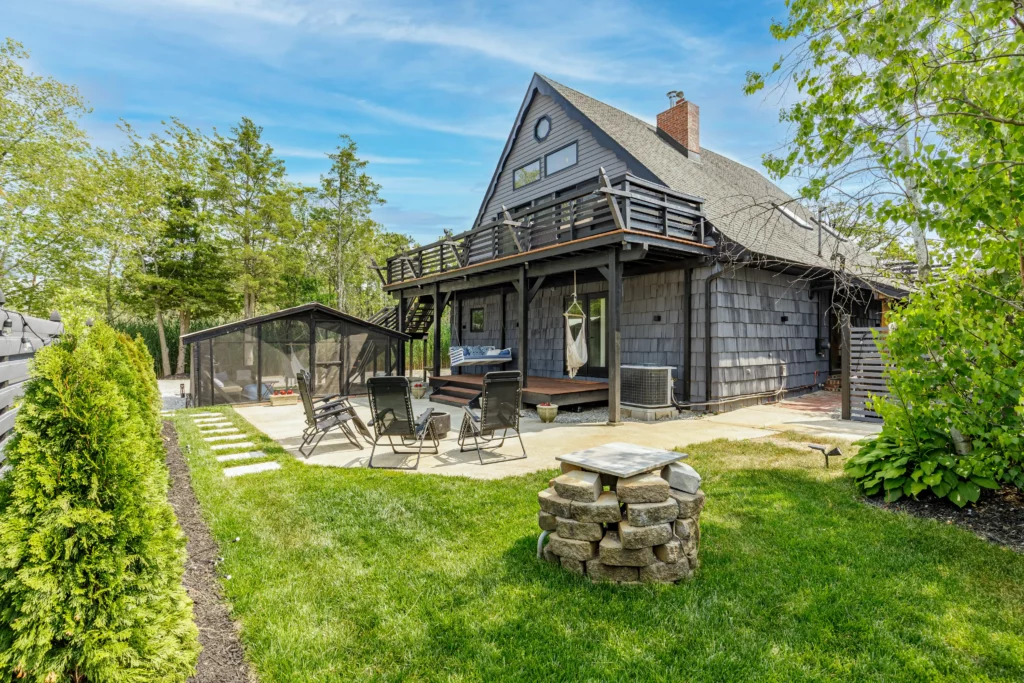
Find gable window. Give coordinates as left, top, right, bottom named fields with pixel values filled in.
left=534, top=116, right=551, bottom=141
left=513, top=159, right=541, bottom=190
left=470, top=307, right=485, bottom=332
left=545, top=142, right=578, bottom=177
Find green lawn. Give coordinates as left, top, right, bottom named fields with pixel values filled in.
left=173, top=410, right=1024, bottom=682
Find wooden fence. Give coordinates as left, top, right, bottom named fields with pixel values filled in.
left=841, top=319, right=889, bottom=423
left=0, top=309, right=64, bottom=476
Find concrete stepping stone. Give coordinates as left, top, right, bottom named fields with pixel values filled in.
left=191, top=413, right=220, bottom=417
left=223, top=461, right=280, bottom=478
left=194, top=416, right=228, bottom=422
left=198, top=422, right=233, bottom=429
left=210, top=441, right=256, bottom=451
left=204, top=434, right=248, bottom=443
left=199, top=427, right=239, bottom=434
left=216, top=450, right=268, bottom=463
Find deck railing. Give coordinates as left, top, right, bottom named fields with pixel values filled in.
left=386, top=172, right=706, bottom=285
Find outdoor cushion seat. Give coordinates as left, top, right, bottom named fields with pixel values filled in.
left=449, top=346, right=513, bottom=367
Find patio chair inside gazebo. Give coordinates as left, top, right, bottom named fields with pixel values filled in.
left=182, top=303, right=410, bottom=408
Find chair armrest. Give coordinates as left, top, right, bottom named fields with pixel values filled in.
left=415, top=407, right=433, bottom=429
left=315, top=393, right=344, bottom=405
left=315, top=397, right=352, bottom=413
left=463, top=405, right=480, bottom=422
left=318, top=405, right=354, bottom=422
left=466, top=393, right=482, bottom=410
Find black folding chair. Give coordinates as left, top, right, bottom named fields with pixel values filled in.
left=457, top=371, right=527, bottom=465
left=299, top=371, right=374, bottom=444
left=366, top=376, right=439, bottom=470
left=296, top=372, right=363, bottom=457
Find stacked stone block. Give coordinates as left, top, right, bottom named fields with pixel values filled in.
left=539, top=461, right=705, bottom=583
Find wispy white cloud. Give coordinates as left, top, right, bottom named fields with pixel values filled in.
left=274, top=145, right=421, bottom=164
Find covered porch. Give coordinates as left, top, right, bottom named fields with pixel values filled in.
left=379, top=170, right=714, bottom=422
left=428, top=372, right=608, bottom=408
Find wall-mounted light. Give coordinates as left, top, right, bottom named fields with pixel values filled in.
left=653, top=314, right=662, bottom=322
left=781, top=316, right=789, bottom=323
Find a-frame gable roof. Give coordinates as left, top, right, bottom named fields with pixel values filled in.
left=473, top=73, right=662, bottom=228
left=478, top=74, right=882, bottom=276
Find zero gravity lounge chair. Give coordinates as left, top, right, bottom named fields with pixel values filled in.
left=457, top=371, right=527, bottom=465
left=366, top=376, right=439, bottom=470
left=295, top=371, right=364, bottom=458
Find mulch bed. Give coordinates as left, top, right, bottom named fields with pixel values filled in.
left=866, top=486, right=1024, bottom=553
left=163, top=422, right=255, bottom=683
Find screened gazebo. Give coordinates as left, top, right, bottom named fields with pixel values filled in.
left=182, top=303, right=409, bottom=407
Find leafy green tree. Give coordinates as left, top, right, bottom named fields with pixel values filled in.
left=0, top=38, right=94, bottom=314
left=0, top=321, right=199, bottom=681
left=752, top=1, right=1024, bottom=498
left=209, top=118, right=298, bottom=318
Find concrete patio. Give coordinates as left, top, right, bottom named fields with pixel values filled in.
left=227, top=390, right=879, bottom=480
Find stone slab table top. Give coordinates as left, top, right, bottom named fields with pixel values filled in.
left=556, top=442, right=687, bottom=478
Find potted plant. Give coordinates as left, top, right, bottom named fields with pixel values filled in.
left=411, top=382, right=428, bottom=399
left=537, top=402, right=559, bottom=423
left=270, top=389, right=298, bottom=406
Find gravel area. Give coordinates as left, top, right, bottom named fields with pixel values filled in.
left=520, top=406, right=703, bottom=424
left=163, top=422, right=255, bottom=683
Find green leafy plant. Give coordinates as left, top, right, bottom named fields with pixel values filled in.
left=0, top=321, right=199, bottom=682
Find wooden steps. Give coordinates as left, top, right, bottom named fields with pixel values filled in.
left=428, top=381, right=480, bottom=408
left=428, top=374, right=608, bottom=407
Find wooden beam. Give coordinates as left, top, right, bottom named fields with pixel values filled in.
left=397, top=295, right=407, bottom=376
left=432, top=282, right=442, bottom=378
left=452, top=291, right=461, bottom=375
left=527, top=275, right=547, bottom=304
left=501, top=205, right=525, bottom=253
left=599, top=167, right=626, bottom=232
left=500, top=290, right=507, bottom=349
left=518, top=266, right=529, bottom=389
left=369, top=258, right=388, bottom=286
left=605, top=248, right=622, bottom=423
left=841, top=313, right=852, bottom=420
left=682, top=267, right=692, bottom=402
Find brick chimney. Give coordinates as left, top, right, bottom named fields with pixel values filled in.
left=657, top=93, right=700, bottom=159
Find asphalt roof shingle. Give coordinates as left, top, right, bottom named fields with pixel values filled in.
left=539, top=75, right=881, bottom=276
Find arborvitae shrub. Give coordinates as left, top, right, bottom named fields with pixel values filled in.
left=0, top=322, right=199, bottom=682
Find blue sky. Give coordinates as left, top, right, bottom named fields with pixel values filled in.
left=7, top=0, right=796, bottom=245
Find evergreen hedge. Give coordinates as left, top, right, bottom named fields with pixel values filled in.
left=0, top=322, right=199, bottom=682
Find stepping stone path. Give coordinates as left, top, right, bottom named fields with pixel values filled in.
left=223, top=461, right=280, bottom=478
left=191, top=413, right=220, bottom=417
left=204, top=434, right=248, bottom=443
left=198, top=422, right=232, bottom=429
left=216, top=451, right=268, bottom=463
left=199, top=427, right=239, bottom=434
left=210, top=441, right=256, bottom=451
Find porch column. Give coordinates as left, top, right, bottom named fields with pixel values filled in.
left=518, top=266, right=529, bottom=388
left=452, top=291, right=461, bottom=375
left=432, top=282, right=442, bottom=379
left=605, top=248, right=623, bottom=423
left=397, top=294, right=407, bottom=377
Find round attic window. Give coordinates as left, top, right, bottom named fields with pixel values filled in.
left=534, top=116, right=551, bottom=141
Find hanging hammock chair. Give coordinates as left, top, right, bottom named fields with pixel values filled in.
left=564, top=273, right=588, bottom=379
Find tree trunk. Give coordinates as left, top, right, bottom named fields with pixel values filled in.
left=175, top=309, right=190, bottom=375
left=244, top=290, right=255, bottom=319
left=155, top=305, right=172, bottom=378
left=336, top=223, right=344, bottom=312
left=897, top=135, right=930, bottom=277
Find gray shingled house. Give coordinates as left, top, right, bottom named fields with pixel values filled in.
left=374, top=74, right=897, bottom=420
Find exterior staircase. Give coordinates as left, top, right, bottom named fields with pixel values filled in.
left=367, top=296, right=434, bottom=340
left=427, top=379, right=481, bottom=408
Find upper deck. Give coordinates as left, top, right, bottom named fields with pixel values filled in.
left=383, top=172, right=713, bottom=291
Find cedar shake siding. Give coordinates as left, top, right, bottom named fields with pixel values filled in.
left=452, top=265, right=829, bottom=408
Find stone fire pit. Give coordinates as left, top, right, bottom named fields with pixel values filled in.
left=537, top=442, right=705, bottom=584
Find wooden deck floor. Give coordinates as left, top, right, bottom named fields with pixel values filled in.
left=429, top=373, right=608, bottom=407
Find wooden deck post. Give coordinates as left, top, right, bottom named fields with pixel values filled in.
left=432, top=282, right=442, bottom=379
left=452, top=291, right=461, bottom=375
left=841, top=313, right=851, bottom=420
left=606, top=248, right=622, bottom=423
left=397, top=295, right=407, bottom=377
left=518, top=266, right=529, bottom=388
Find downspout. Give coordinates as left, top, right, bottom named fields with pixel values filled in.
left=704, top=263, right=725, bottom=406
